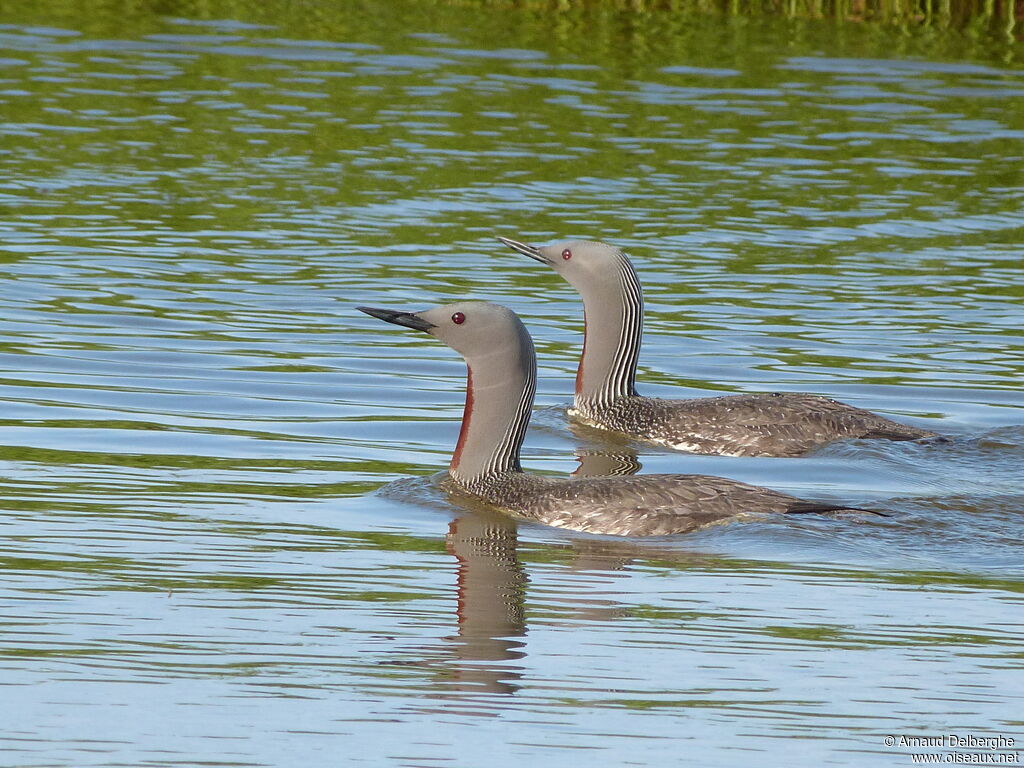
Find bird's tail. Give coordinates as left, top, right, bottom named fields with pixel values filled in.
left=785, top=501, right=890, bottom=518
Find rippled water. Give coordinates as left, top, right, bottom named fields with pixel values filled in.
left=2, top=2, right=1023, bottom=766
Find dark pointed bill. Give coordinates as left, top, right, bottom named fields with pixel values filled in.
left=357, top=306, right=436, bottom=332
left=496, top=236, right=551, bottom=265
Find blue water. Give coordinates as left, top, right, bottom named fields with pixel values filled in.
left=1, top=2, right=1022, bottom=766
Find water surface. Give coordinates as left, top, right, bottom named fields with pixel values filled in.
left=1, top=2, right=1022, bottom=766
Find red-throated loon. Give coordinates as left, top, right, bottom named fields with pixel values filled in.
left=358, top=301, right=878, bottom=536
left=497, top=237, right=937, bottom=458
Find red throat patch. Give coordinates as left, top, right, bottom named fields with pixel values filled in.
left=451, top=365, right=474, bottom=471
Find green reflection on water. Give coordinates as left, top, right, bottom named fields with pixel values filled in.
left=0, top=4, right=1020, bottom=765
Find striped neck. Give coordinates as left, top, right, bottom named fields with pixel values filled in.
left=449, top=322, right=536, bottom=485
left=574, top=254, right=642, bottom=408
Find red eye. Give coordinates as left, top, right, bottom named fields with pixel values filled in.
left=451, top=312, right=465, bottom=325
left=561, top=248, right=572, bottom=260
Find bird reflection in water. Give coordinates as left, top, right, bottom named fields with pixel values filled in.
left=387, top=444, right=722, bottom=710
left=571, top=449, right=643, bottom=478
left=443, top=509, right=528, bottom=697
left=428, top=446, right=646, bottom=700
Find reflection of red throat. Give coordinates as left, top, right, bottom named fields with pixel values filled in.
left=451, top=365, right=474, bottom=472
left=447, top=519, right=468, bottom=626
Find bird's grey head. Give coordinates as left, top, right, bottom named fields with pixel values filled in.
left=496, top=237, right=631, bottom=295
left=358, top=301, right=529, bottom=361
left=496, top=236, right=644, bottom=402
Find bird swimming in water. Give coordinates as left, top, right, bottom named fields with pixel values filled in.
left=358, top=301, right=878, bottom=536
left=497, top=237, right=938, bottom=458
